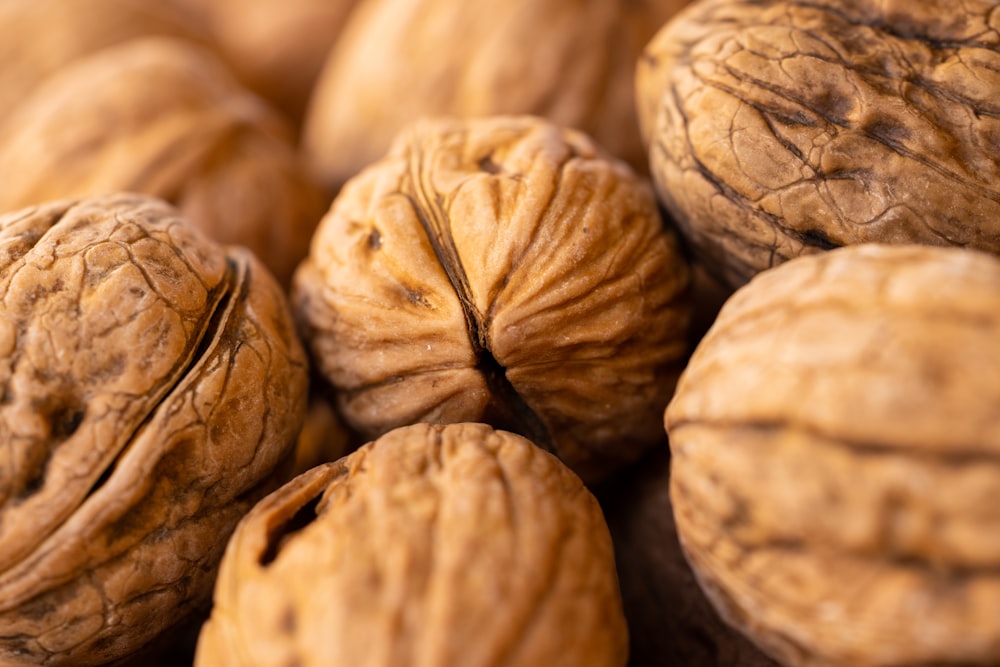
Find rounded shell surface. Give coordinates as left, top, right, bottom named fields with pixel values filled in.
left=0, top=193, right=308, bottom=666
left=303, top=0, right=691, bottom=191
left=293, top=115, right=692, bottom=483
left=666, top=244, right=1000, bottom=666
left=0, top=37, right=327, bottom=287
left=195, top=422, right=628, bottom=667
left=638, top=0, right=1000, bottom=287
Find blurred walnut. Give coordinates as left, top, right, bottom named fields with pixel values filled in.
left=0, top=193, right=308, bottom=666
left=597, top=447, right=778, bottom=667
left=666, top=244, right=1000, bottom=666
left=292, top=115, right=692, bottom=484
left=637, top=0, right=1000, bottom=288
left=169, top=0, right=359, bottom=127
left=289, top=395, right=352, bottom=478
left=303, top=0, right=691, bottom=192
left=0, top=37, right=327, bottom=287
left=195, top=422, right=627, bottom=667
left=0, top=0, right=206, bottom=127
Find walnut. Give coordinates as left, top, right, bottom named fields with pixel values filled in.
left=0, top=36, right=327, bottom=287
left=665, top=244, right=1000, bottom=666
left=302, top=0, right=692, bottom=192
left=637, top=0, right=1000, bottom=288
left=194, top=422, right=628, bottom=667
left=292, top=115, right=692, bottom=483
left=289, top=395, right=352, bottom=478
left=0, top=193, right=308, bottom=666
left=174, top=0, right=359, bottom=127
left=0, top=0, right=206, bottom=127
left=598, top=447, right=778, bottom=667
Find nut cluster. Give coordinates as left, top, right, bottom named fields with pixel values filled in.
left=0, top=0, right=997, bottom=665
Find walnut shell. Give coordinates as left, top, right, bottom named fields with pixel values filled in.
left=0, top=0, right=206, bottom=127
left=172, top=0, right=358, bottom=127
left=302, top=0, right=691, bottom=192
left=637, top=0, right=1000, bottom=288
left=195, top=422, right=628, bottom=667
left=598, top=447, right=778, bottom=667
left=0, top=193, right=308, bottom=666
left=292, top=115, right=692, bottom=483
left=0, top=36, right=327, bottom=287
left=665, top=244, right=1000, bottom=666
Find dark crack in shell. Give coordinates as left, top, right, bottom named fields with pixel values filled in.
left=637, top=0, right=1000, bottom=288
left=0, top=193, right=309, bottom=666
left=292, top=115, right=692, bottom=484
left=195, top=422, right=628, bottom=667
left=666, top=244, right=1000, bottom=666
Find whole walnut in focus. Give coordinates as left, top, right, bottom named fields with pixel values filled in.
left=0, top=193, right=308, bottom=666
left=0, top=37, right=327, bottom=287
left=0, top=0, right=206, bottom=127
left=195, top=422, right=628, bottom=667
left=637, top=0, right=1000, bottom=288
left=292, top=115, right=692, bottom=484
left=168, top=0, right=359, bottom=127
left=666, top=244, right=1000, bottom=666
left=303, top=0, right=691, bottom=192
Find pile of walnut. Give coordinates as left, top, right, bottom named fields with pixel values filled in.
left=0, top=0, right=998, bottom=666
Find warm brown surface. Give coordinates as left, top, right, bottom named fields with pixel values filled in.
left=170, top=0, right=359, bottom=128
left=0, top=0, right=206, bottom=128
left=0, top=194, right=309, bottom=665
left=597, top=446, right=779, bottom=667
left=302, top=0, right=691, bottom=192
left=195, top=422, right=628, bottom=667
left=289, top=394, right=352, bottom=478
left=0, top=37, right=328, bottom=287
left=666, top=244, right=1000, bottom=666
left=292, top=115, right=692, bottom=483
left=637, top=0, right=1000, bottom=288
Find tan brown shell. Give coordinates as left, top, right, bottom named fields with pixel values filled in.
left=0, top=193, right=308, bottom=666
left=637, top=0, right=1000, bottom=288
left=599, top=447, right=779, bottom=667
left=0, top=36, right=327, bottom=287
left=195, top=422, right=628, bottom=667
left=302, top=0, right=691, bottom=192
left=172, top=0, right=359, bottom=127
left=0, top=0, right=206, bottom=127
left=666, top=244, right=1000, bottom=666
left=292, top=115, right=692, bottom=483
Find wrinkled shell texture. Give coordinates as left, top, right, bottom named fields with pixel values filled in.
left=0, top=37, right=327, bottom=287
left=637, top=0, right=1000, bottom=288
left=666, top=244, right=1000, bottom=667
left=0, top=194, right=308, bottom=666
left=195, top=422, right=628, bottom=667
left=0, top=0, right=206, bottom=127
left=293, top=115, right=691, bottom=483
left=303, top=0, right=691, bottom=191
